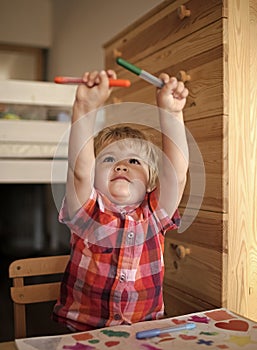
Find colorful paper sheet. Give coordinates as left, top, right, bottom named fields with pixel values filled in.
left=15, top=308, right=257, bottom=349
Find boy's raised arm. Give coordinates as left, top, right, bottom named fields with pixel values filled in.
left=66, top=70, right=116, bottom=218
left=156, top=74, right=189, bottom=217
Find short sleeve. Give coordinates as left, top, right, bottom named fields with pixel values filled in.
left=148, top=190, right=181, bottom=233
left=59, top=188, right=98, bottom=236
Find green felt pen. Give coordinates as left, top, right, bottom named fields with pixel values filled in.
left=116, top=57, right=164, bottom=88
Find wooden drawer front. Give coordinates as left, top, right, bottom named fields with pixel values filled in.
left=110, top=54, right=225, bottom=122
left=181, top=115, right=227, bottom=212
left=164, top=234, right=225, bottom=306
left=104, top=0, right=226, bottom=70
left=108, top=20, right=226, bottom=121
left=169, top=210, right=227, bottom=251
left=163, top=284, right=216, bottom=317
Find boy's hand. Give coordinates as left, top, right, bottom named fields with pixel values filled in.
left=156, top=73, right=188, bottom=116
left=74, top=69, right=116, bottom=114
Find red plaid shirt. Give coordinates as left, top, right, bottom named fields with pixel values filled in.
left=53, top=188, right=180, bottom=331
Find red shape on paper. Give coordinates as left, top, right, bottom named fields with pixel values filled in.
left=188, top=315, right=209, bottom=323
left=73, top=333, right=94, bottom=341
left=172, top=319, right=187, bottom=325
left=215, top=320, right=249, bottom=332
left=179, top=334, right=197, bottom=340
left=205, top=310, right=234, bottom=321
left=105, top=341, right=120, bottom=347
left=159, top=337, right=176, bottom=342
left=159, top=333, right=175, bottom=338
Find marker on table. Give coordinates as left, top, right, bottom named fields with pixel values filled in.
left=135, top=322, right=196, bottom=339
left=116, top=57, right=164, bottom=89
left=54, top=76, right=131, bottom=88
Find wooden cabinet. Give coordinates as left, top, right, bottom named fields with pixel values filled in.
left=104, top=0, right=257, bottom=321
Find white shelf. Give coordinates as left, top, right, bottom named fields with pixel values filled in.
left=0, top=79, right=76, bottom=107
left=0, top=80, right=74, bottom=183
left=0, top=119, right=70, bottom=159
left=0, top=159, right=68, bottom=183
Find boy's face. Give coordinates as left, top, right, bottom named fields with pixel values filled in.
left=94, top=140, right=150, bottom=206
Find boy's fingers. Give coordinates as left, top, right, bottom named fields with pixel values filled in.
left=87, top=70, right=100, bottom=86
left=82, top=72, right=89, bottom=82
left=99, top=70, right=110, bottom=88
left=173, top=81, right=186, bottom=97
left=80, top=70, right=111, bottom=88
left=106, top=69, right=117, bottom=80
left=181, top=87, right=189, bottom=98
left=168, top=80, right=189, bottom=99
left=159, top=73, right=170, bottom=85
left=175, top=81, right=185, bottom=93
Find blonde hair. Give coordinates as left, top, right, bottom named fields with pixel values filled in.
left=94, top=125, right=159, bottom=190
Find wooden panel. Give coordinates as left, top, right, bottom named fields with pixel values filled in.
left=111, top=53, right=225, bottom=121
left=9, top=255, right=69, bottom=278
left=0, top=342, right=16, bottom=350
left=169, top=210, right=227, bottom=251
left=164, top=240, right=223, bottom=306
left=11, top=282, right=61, bottom=304
left=163, top=284, right=216, bottom=317
left=104, top=0, right=226, bottom=70
left=227, top=0, right=257, bottom=322
left=108, top=20, right=226, bottom=121
left=181, top=115, right=227, bottom=212
left=104, top=106, right=163, bottom=148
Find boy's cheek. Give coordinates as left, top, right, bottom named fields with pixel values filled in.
left=94, top=169, right=109, bottom=190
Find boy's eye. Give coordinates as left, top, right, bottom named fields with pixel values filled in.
left=103, top=156, right=115, bottom=163
left=129, top=158, right=141, bottom=165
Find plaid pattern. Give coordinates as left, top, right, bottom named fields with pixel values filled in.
left=53, top=188, right=180, bottom=331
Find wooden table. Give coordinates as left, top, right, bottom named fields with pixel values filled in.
left=3, top=308, right=257, bottom=350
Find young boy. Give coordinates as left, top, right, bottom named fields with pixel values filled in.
left=53, top=69, right=189, bottom=331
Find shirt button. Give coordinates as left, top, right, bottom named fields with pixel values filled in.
left=127, top=232, right=134, bottom=239
left=119, top=274, right=126, bottom=282
left=114, top=314, right=121, bottom=320
left=120, top=210, right=126, bottom=217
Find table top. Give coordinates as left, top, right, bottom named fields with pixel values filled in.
left=3, top=308, right=257, bottom=350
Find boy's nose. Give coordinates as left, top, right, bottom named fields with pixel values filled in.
left=114, top=162, right=128, bottom=172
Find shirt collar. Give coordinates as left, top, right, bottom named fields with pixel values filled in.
left=96, top=189, right=149, bottom=216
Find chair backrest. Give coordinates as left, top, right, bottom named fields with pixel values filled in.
left=9, top=254, right=69, bottom=339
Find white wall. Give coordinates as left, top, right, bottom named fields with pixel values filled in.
left=0, top=0, right=163, bottom=80
left=48, top=0, right=163, bottom=79
left=0, top=0, right=52, bottom=47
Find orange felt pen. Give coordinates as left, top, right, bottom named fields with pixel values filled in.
left=54, top=76, right=131, bottom=88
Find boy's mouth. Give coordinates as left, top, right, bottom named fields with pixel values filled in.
left=111, top=176, right=130, bottom=182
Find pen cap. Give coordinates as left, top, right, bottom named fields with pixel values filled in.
left=185, top=323, right=196, bottom=330
left=116, top=58, right=141, bottom=76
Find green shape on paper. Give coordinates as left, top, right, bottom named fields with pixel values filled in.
left=88, top=339, right=100, bottom=344
left=200, top=331, right=219, bottom=336
left=101, top=329, right=130, bottom=338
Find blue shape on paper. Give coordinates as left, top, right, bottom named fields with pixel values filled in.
left=197, top=339, right=214, bottom=346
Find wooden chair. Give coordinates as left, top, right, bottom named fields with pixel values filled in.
left=9, top=255, right=69, bottom=339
